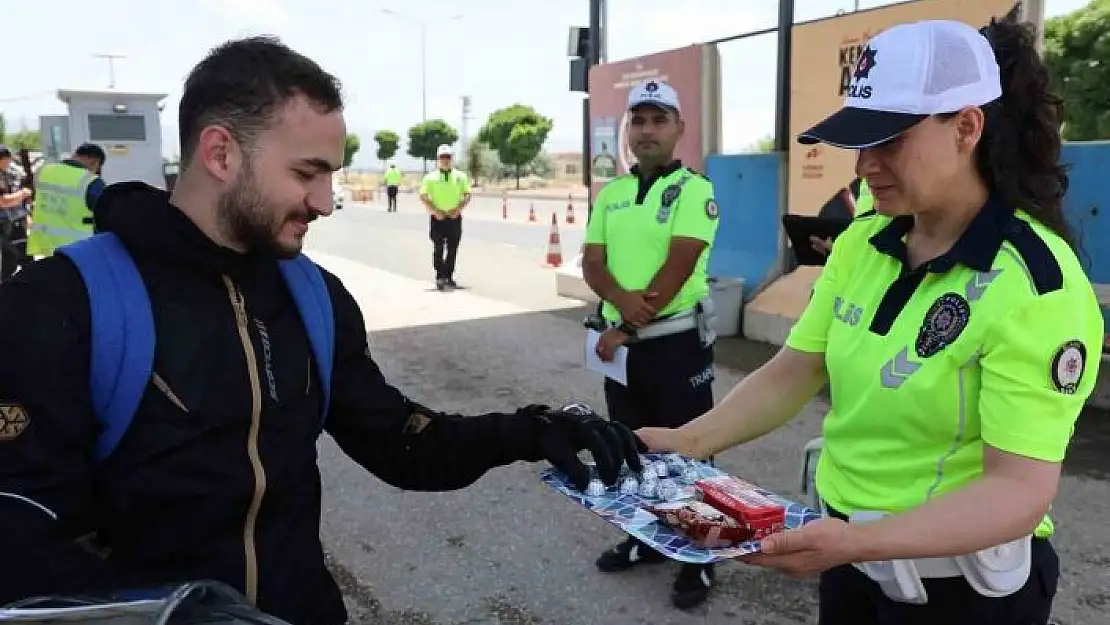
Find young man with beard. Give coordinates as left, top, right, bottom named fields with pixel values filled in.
left=0, top=36, right=642, bottom=625
left=582, top=80, right=721, bottom=610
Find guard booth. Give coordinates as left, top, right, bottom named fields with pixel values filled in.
left=39, top=89, right=167, bottom=189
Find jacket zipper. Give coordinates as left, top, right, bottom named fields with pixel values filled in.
left=222, top=275, right=267, bottom=604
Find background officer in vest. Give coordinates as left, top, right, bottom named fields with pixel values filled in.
left=383, top=163, right=402, bottom=212
left=26, top=143, right=106, bottom=259
left=0, top=145, right=33, bottom=281
left=419, top=144, right=471, bottom=291
left=582, top=79, right=721, bottom=610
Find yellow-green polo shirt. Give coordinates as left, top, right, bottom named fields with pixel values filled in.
left=420, top=169, right=470, bottom=212
left=584, top=162, right=720, bottom=322
left=384, top=168, right=402, bottom=186
left=787, top=197, right=1104, bottom=538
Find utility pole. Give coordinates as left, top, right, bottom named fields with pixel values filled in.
left=380, top=9, right=463, bottom=173
left=93, top=53, right=125, bottom=89
left=460, top=95, right=474, bottom=165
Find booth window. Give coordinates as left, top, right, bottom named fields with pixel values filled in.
left=88, top=114, right=147, bottom=142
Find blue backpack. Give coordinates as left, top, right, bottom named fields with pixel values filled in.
left=56, top=233, right=335, bottom=465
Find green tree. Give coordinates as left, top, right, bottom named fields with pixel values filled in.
left=0, top=113, right=6, bottom=143
left=343, top=134, right=361, bottom=172
left=5, top=130, right=40, bottom=150
left=1045, top=0, right=1110, bottom=141
left=406, top=119, right=459, bottom=168
left=373, top=130, right=400, bottom=164
left=477, top=104, right=553, bottom=189
left=743, top=134, right=775, bottom=153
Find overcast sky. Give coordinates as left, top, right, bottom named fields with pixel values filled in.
left=1, top=0, right=1090, bottom=169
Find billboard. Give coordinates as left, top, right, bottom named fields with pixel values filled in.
left=788, top=0, right=1020, bottom=216
left=587, top=44, right=721, bottom=200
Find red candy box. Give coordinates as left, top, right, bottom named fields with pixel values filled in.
left=644, top=501, right=748, bottom=549
left=694, top=476, right=786, bottom=540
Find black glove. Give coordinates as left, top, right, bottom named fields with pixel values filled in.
left=532, top=402, right=645, bottom=491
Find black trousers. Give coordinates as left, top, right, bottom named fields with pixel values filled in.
left=604, top=328, right=714, bottom=569
left=429, top=216, right=462, bottom=281
left=818, top=538, right=1059, bottom=625
left=386, top=185, right=398, bottom=211
left=0, top=218, right=29, bottom=282
left=604, top=328, right=715, bottom=430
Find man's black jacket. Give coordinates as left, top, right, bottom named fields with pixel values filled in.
left=0, top=183, right=549, bottom=624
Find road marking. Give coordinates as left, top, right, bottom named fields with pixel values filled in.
left=304, top=251, right=535, bottom=332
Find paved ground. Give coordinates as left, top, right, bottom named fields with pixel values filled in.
left=305, top=202, right=1110, bottom=625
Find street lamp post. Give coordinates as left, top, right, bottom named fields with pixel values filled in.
left=381, top=9, right=463, bottom=172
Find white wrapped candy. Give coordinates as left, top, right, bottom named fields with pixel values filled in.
left=657, top=479, right=679, bottom=501
left=619, top=476, right=639, bottom=495
left=652, top=461, right=669, bottom=478
left=680, top=466, right=700, bottom=484
left=586, top=479, right=607, bottom=498
left=638, top=478, right=659, bottom=498
left=639, top=468, right=657, bottom=483
left=664, top=455, right=687, bottom=475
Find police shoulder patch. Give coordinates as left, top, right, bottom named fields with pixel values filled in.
left=0, top=403, right=29, bottom=441
left=705, top=198, right=719, bottom=220
left=915, top=292, right=971, bottom=358
left=1050, top=340, right=1086, bottom=394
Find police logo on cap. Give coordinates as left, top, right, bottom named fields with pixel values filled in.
left=1050, top=340, right=1086, bottom=394
left=915, top=293, right=971, bottom=358
left=645, top=81, right=659, bottom=92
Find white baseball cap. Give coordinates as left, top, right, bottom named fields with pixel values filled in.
left=627, top=79, right=681, bottom=113
left=436, top=144, right=454, bottom=157
left=798, top=19, right=1002, bottom=149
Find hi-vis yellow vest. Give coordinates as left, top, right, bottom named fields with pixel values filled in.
left=856, top=178, right=875, bottom=214
left=28, top=162, right=96, bottom=257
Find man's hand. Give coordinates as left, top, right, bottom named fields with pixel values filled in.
left=446, top=208, right=460, bottom=219
left=613, top=290, right=657, bottom=327
left=595, top=327, right=630, bottom=363
left=809, top=235, right=833, bottom=257
left=431, top=211, right=446, bottom=220
left=530, top=403, right=645, bottom=491
left=18, top=188, right=32, bottom=201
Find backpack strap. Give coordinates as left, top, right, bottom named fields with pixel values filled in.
left=278, top=255, right=335, bottom=425
left=56, top=233, right=156, bottom=465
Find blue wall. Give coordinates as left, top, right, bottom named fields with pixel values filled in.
left=708, top=142, right=1110, bottom=317
left=1061, top=142, right=1110, bottom=286
left=706, top=152, right=783, bottom=299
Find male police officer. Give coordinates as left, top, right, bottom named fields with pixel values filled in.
left=26, top=143, right=107, bottom=258
left=420, top=144, right=471, bottom=291
left=582, top=79, right=721, bottom=610
left=383, top=163, right=402, bottom=212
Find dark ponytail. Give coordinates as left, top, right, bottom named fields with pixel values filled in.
left=977, top=14, right=1072, bottom=247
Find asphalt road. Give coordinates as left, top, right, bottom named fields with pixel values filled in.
left=303, top=205, right=1110, bottom=625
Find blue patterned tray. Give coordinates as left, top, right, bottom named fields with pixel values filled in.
left=541, top=453, right=821, bottom=564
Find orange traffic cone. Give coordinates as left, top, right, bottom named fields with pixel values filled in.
left=566, top=194, right=575, bottom=224
left=528, top=203, right=537, bottom=222
left=545, top=213, right=563, bottom=267
left=502, top=191, right=508, bottom=220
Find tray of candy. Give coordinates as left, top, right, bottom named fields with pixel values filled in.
left=540, top=452, right=821, bottom=564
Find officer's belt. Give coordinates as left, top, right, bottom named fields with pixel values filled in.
left=599, top=309, right=697, bottom=341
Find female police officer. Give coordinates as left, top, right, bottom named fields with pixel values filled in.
left=637, top=16, right=1103, bottom=625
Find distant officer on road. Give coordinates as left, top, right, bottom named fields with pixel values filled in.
left=26, top=143, right=107, bottom=259
left=384, top=163, right=402, bottom=212
left=420, top=144, right=471, bottom=291
left=582, top=79, right=722, bottom=610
